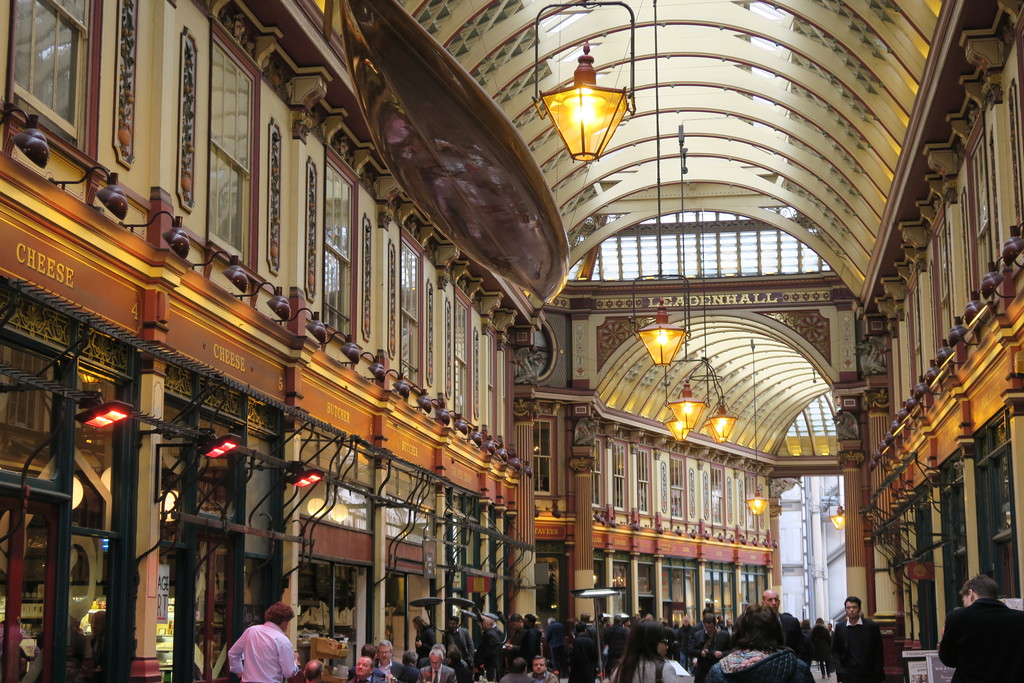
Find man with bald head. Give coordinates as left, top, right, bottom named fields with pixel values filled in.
left=761, top=589, right=804, bottom=654
left=474, top=614, right=504, bottom=680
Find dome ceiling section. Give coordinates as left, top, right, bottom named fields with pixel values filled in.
left=574, top=196, right=864, bottom=289
left=548, top=108, right=889, bottom=217
left=562, top=160, right=867, bottom=277
left=597, top=313, right=829, bottom=452
left=553, top=134, right=878, bottom=263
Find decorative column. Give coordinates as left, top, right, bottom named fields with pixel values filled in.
left=570, top=447, right=595, bottom=618
left=839, top=451, right=867, bottom=604
left=512, top=399, right=538, bottom=615
left=769, top=498, right=782, bottom=592
left=129, top=359, right=166, bottom=683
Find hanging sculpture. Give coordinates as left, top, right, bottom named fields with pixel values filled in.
left=337, top=0, right=569, bottom=301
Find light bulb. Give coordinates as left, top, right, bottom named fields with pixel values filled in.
left=72, top=476, right=84, bottom=509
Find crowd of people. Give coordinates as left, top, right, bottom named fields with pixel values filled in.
left=225, top=575, right=1024, bottom=683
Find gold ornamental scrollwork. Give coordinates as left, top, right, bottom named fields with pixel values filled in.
left=569, top=455, right=594, bottom=473
left=862, top=388, right=889, bottom=412
left=513, top=398, right=540, bottom=418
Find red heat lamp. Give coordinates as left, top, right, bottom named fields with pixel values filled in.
left=75, top=400, right=134, bottom=428
left=286, top=463, right=325, bottom=488
left=200, top=433, right=242, bottom=458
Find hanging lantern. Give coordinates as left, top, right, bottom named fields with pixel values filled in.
left=637, top=305, right=686, bottom=365
left=665, top=417, right=689, bottom=441
left=830, top=505, right=846, bottom=530
left=537, top=43, right=632, bottom=162
left=668, top=381, right=706, bottom=434
left=746, top=486, right=768, bottom=516
left=706, top=402, right=737, bottom=443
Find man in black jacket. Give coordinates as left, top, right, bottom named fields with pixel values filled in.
left=474, top=613, right=505, bottom=681
left=686, top=613, right=730, bottom=683
left=938, top=574, right=1024, bottom=682
left=831, top=596, right=884, bottom=683
left=603, top=615, right=628, bottom=675
left=762, top=589, right=804, bottom=654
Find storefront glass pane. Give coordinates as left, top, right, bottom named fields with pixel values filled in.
left=156, top=551, right=176, bottom=682
left=73, top=369, right=120, bottom=530
left=194, top=541, right=230, bottom=681
left=71, top=533, right=108, bottom=677
left=0, top=347, right=55, bottom=478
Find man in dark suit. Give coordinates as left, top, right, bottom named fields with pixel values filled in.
left=938, top=574, right=1024, bottom=682
left=831, top=596, right=884, bottom=683
left=421, top=645, right=457, bottom=683
left=762, top=589, right=804, bottom=654
left=686, top=613, right=731, bottom=683
left=375, top=640, right=409, bottom=683
left=567, top=622, right=597, bottom=683
left=474, top=613, right=505, bottom=680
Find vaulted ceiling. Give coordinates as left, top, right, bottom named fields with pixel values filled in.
left=386, top=0, right=941, bottom=455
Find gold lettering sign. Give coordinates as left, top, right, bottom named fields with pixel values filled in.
left=401, top=441, right=419, bottom=458
left=212, top=344, right=247, bottom=371
left=16, top=243, right=75, bottom=287
left=326, top=402, right=351, bottom=422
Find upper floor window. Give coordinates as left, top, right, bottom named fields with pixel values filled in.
left=399, top=242, right=419, bottom=379
left=14, top=0, right=88, bottom=136
left=612, top=442, right=626, bottom=509
left=592, top=442, right=603, bottom=507
left=452, top=303, right=467, bottom=414
left=636, top=449, right=650, bottom=513
left=711, top=468, right=724, bottom=525
left=209, top=44, right=252, bottom=253
left=533, top=421, right=551, bottom=494
left=670, top=458, right=684, bottom=518
left=323, top=167, right=352, bottom=332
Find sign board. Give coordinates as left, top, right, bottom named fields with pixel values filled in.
left=464, top=576, right=492, bottom=594
left=157, top=564, right=170, bottom=622
left=902, top=650, right=954, bottom=683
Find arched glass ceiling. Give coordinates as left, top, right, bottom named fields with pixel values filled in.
left=569, top=212, right=832, bottom=281
left=784, top=395, right=838, bottom=457
left=394, top=0, right=939, bottom=453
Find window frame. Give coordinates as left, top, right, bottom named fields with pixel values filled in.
left=207, top=36, right=259, bottom=258
left=322, top=162, right=354, bottom=334
left=399, top=240, right=421, bottom=382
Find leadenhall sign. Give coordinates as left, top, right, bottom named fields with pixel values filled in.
left=596, top=290, right=833, bottom=310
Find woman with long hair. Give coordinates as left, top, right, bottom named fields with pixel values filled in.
left=705, top=605, right=813, bottom=682
left=609, top=621, right=678, bottom=683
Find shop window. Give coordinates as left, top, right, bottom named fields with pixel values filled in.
left=704, top=561, right=734, bottom=623
left=324, top=166, right=353, bottom=332
left=194, top=539, right=232, bottom=681
left=13, top=0, right=88, bottom=137
left=740, top=565, right=766, bottom=609
left=975, top=414, right=1017, bottom=594
left=0, top=346, right=55, bottom=477
left=400, top=242, right=420, bottom=380
left=73, top=367, right=122, bottom=530
left=209, top=43, right=253, bottom=253
left=939, top=456, right=967, bottom=610
left=592, top=554, right=605, bottom=587
left=637, top=562, right=653, bottom=594
left=297, top=561, right=364, bottom=658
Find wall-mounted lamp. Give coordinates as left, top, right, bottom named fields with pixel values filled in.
left=199, top=433, right=241, bottom=458
left=306, top=313, right=343, bottom=346
left=222, top=255, right=251, bottom=292
left=120, top=210, right=192, bottom=260
left=50, top=166, right=128, bottom=220
left=416, top=393, right=451, bottom=426
left=75, top=398, right=134, bottom=427
left=230, top=281, right=291, bottom=322
left=1, top=105, right=50, bottom=167
left=286, top=462, right=324, bottom=488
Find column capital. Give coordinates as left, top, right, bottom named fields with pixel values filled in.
left=569, top=453, right=594, bottom=473
left=838, top=451, right=864, bottom=469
